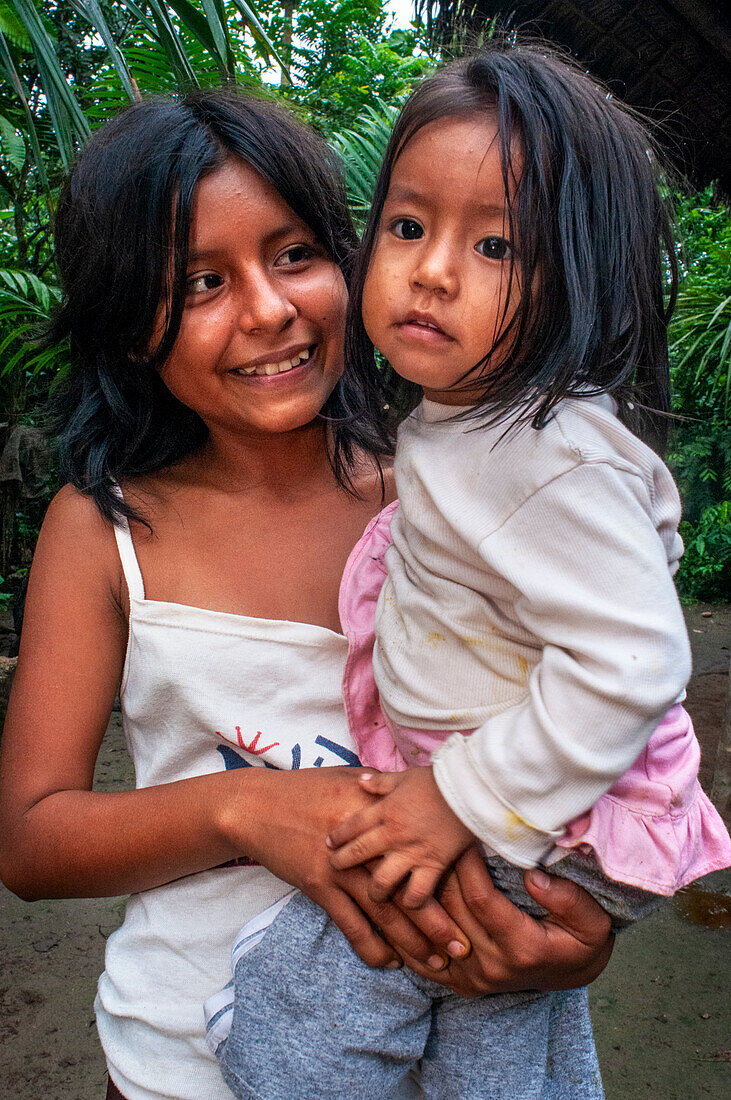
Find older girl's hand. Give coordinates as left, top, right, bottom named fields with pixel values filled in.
left=399, top=846, right=614, bottom=997
left=239, top=766, right=471, bottom=974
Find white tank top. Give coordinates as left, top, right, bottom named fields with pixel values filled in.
left=96, top=511, right=355, bottom=1100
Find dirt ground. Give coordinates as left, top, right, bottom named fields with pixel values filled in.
left=1, top=606, right=729, bottom=1099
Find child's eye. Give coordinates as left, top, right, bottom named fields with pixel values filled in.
left=476, top=237, right=511, bottom=260
left=186, top=272, right=223, bottom=295
left=391, top=218, right=423, bottom=241
left=275, top=244, right=316, bottom=267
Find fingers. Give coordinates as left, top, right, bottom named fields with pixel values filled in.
left=399, top=891, right=472, bottom=961
left=524, top=869, right=612, bottom=946
left=398, top=866, right=444, bottom=910
left=358, top=771, right=399, bottom=796
left=328, top=825, right=388, bottom=870
left=455, top=846, right=528, bottom=941
left=326, top=806, right=378, bottom=857
left=367, top=852, right=412, bottom=902
left=321, top=887, right=402, bottom=970
left=346, top=875, right=450, bottom=973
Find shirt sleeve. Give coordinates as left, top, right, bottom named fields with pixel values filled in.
left=431, top=461, right=692, bottom=868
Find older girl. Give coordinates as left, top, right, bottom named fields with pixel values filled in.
left=0, top=89, right=613, bottom=1100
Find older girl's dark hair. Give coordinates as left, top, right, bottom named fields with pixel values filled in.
left=48, top=89, right=388, bottom=524
left=347, top=39, right=678, bottom=451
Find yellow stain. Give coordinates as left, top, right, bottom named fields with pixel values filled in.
left=427, top=631, right=446, bottom=645
left=505, top=809, right=531, bottom=837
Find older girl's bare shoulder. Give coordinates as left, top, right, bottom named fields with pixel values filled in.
left=41, top=484, right=116, bottom=547
left=35, top=485, right=123, bottom=598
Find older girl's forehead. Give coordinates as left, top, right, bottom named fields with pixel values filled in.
left=188, top=158, right=307, bottom=253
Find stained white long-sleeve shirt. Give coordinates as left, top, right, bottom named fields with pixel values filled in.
left=372, top=393, right=691, bottom=868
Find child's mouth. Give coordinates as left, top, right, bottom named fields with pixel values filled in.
left=398, top=315, right=452, bottom=342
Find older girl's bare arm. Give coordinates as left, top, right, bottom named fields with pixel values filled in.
left=0, top=486, right=269, bottom=899
left=0, top=488, right=468, bottom=970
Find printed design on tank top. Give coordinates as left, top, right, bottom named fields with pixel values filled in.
left=214, top=726, right=361, bottom=868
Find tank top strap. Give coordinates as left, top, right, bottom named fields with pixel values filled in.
left=110, top=486, right=145, bottom=602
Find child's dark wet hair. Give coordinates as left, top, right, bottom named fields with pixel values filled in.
left=347, top=39, right=678, bottom=451
left=49, top=89, right=388, bottom=524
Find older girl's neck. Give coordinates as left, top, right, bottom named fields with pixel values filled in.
left=197, top=420, right=336, bottom=497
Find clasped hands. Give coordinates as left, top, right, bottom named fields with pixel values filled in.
left=326, top=765, right=473, bottom=909
left=248, top=763, right=613, bottom=996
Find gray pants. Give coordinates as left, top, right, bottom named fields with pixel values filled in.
left=218, top=891, right=604, bottom=1100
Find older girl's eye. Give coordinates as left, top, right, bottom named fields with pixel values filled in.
left=186, top=272, right=223, bottom=295
left=276, top=244, right=316, bottom=267
left=476, top=237, right=511, bottom=260
left=391, top=218, right=423, bottom=241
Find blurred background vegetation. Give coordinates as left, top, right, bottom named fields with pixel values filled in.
left=0, top=0, right=728, bottom=635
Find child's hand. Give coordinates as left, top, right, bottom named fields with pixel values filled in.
left=326, top=767, right=474, bottom=909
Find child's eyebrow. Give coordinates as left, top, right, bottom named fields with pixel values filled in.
left=384, top=185, right=507, bottom=218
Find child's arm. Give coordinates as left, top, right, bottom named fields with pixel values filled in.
left=425, top=463, right=692, bottom=870
left=327, top=766, right=474, bottom=907
left=332, top=462, right=692, bottom=898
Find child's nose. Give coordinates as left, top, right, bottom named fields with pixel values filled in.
left=410, top=242, right=458, bottom=299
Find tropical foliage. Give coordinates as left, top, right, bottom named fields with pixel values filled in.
left=668, top=187, right=731, bottom=600
left=0, top=1, right=728, bottom=607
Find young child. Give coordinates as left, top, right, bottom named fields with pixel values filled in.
left=211, top=44, right=731, bottom=1099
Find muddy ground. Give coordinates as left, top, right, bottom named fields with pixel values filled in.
left=1, top=605, right=729, bottom=1099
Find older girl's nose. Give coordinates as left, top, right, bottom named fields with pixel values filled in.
left=237, top=275, right=297, bottom=333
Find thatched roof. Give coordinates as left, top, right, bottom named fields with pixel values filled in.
left=418, top=1, right=731, bottom=194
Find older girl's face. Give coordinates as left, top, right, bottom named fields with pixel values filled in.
left=158, top=157, right=348, bottom=439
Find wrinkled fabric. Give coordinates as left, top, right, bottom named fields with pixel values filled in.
left=219, top=892, right=603, bottom=1100
left=340, top=501, right=731, bottom=896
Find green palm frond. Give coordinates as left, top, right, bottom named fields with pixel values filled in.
left=67, top=0, right=138, bottom=103
left=0, top=0, right=29, bottom=51
left=331, top=100, right=399, bottom=226
left=671, top=288, right=731, bottom=415
left=0, top=30, right=52, bottom=215
left=11, top=0, right=90, bottom=165
left=0, top=266, right=65, bottom=376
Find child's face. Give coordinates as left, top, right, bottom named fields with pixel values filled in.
left=158, top=157, right=348, bottom=439
left=362, top=114, right=521, bottom=405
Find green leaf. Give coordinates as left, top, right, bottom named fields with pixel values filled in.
left=0, top=110, right=24, bottom=169
left=229, top=0, right=290, bottom=75
left=0, top=0, right=29, bottom=51
left=67, top=0, right=139, bottom=104
left=137, top=0, right=199, bottom=89
left=0, top=30, right=53, bottom=215
left=11, top=0, right=91, bottom=159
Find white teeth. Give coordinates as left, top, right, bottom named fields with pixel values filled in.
left=234, top=347, right=312, bottom=377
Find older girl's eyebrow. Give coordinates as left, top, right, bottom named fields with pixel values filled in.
left=187, top=221, right=312, bottom=262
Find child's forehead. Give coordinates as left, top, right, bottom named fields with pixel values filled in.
left=388, top=115, right=519, bottom=207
